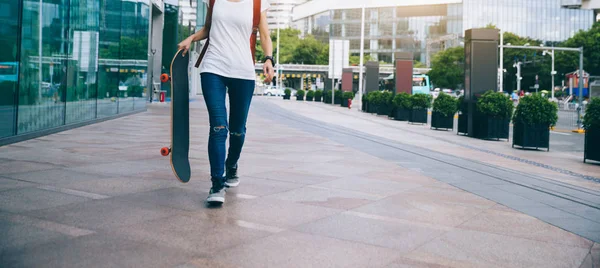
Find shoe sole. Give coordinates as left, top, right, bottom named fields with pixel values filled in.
left=224, top=180, right=240, bottom=188
left=206, top=196, right=225, bottom=204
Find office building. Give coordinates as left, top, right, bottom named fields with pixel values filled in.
left=292, top=0, right=595, bottom=65
left=0, top=0, right=178, bottom=144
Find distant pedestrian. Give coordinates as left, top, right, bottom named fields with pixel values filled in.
left=178, top=0, right=274, bottom=205
left=511, top=91, right=519, bottom=105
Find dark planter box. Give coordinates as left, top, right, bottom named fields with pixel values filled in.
left=377, top=104, right=390, bottom=116
left=394, top=108, right=409, bottom=121
left=283, top=95, right=291, bottom=100
left=306, top=96, right=313, bottom=101
left=341, top=99, right=349, bottom=107
left=362, top=100, right=368, bottom=112
left=296, top=95, right=304, bottom=101
left=409, top=109, right=428, bottom=124
left=457, top=113, right=468, bottom=135
left=368, top=104, right=378, bottom=114
left=474, top=115, right=509, bottom=140
left=315, top=96, right=322, bottom=102
left=512, top=122, right=550, bottom=151
left=585, top=127, right=600, bottom=163
left=431, top=112, right=454, bottom=130
left=334, top=98, right=342, bottom=105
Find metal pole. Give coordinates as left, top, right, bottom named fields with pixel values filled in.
left=551, top=51, right=555, bottom=100
left=577, top=47, right=584, bottom=130
left=331, top=39, right=335, bottom=104
left=516, top=62, right=521, bottom=93
left=358, top=4, right=366, bottom=110
left=500, top=30, right=503, bottom=92
left=276, top=15, right=280, bottom=95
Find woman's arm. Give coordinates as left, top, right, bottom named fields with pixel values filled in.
left=178, top=4, right=213, bottom=54
left=258, top=11, right=275, bottom=83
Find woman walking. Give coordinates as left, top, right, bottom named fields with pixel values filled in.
left=177, top=0, right=274, bottom=205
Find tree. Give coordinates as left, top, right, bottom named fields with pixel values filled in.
left=553, top=22, right=600, bottom=77
left=291, top=36, right=324, bottom=64
left=428, top=46, right=464, bottom=89
left=349, top=54, right=373, bottom=65
left=256, top=28, right=302, bottom=63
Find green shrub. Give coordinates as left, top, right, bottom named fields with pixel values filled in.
left=342, top=91, right=354, bottom=99
left=367, top=91, right=382, bottom=106
left=393, top=92, right=411, bottom=109
left=512, top=93, right=558, bottom=126
left=324, top=90, right=333, bottom=103
left=334, top=90, right=343, bottom=100
left=306, top=90, right=315, bottom=98
left=314, top=90, right=323, bottom=98
left=409, top=93, right=432, bottom=109
left=477, top=91, right=513, bottom=118
left=584, top=98, right=600, bottom=130
left=554, top=90, right=566, bottom=98
left=284, top=88, right=291, bottom=96
left=433, top=92, right=459, bottom=117
left=296, top=89, right=305, bottom=97
left=380, top=91, right=394, bottom=107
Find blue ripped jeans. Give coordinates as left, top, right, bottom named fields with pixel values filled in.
left=201, top=72, right=254, bottom=189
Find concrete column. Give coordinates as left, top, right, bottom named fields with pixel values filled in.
left=341, top=68, right=353, bottom=92
left=151, top=6, right=164, bottom=101
left=464, top=28, right=499, bottom=137
left=365, top=61, right=379, bottom=93
left=395, top=52, right=413, bottom=94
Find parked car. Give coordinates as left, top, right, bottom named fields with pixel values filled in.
left=263, top=86, right=283, bottom=96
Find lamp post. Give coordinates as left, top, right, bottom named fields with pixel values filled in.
left=276, top=12, right=281, bottom=95
left=542, top=49, right=556, bottom=100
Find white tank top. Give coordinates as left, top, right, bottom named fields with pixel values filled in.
left=200, top=0, right=270, bottom=81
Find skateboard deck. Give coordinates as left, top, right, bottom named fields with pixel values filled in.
left=160, top=49, right=191, bottom=183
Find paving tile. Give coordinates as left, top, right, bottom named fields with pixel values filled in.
left=120, top=187, right=253, bottom=212
left=215, top=231, right=401, bottom=268
left=0, top=188, right=90, bottom=213
left=25, top=197, right=183, bottom=230
left=66, top=160, right=169, bottom=176
left=4, top=169, right=110, bottom=185
left=223, top=176, right=304, bottom=197
left=249, top=170, right=340, bottom=185
left=352, top=187, right=494, bottom=227
left=459, top=208, right=593, bottom=248
left=57, top=176, right=173, bottom=196
left=313, top=176, right=423, bottom=197
left=591, top=243, right=600, bottom=268
left=405, top=229, right=590, bottom=268
left=268, top=185, right=381, bottom=210
left=0, top=218, right=69, bottom=254
left=0, top=232, right=193, bottom=268
left=0, top=160, right=60, bottom=174
left=0, top=177, right=36, bottom=192
left=296, top=212, right=448, bottom=252
left=221, top=196, right=342, bottom=228
left=112, top=213, right=273, bottom=255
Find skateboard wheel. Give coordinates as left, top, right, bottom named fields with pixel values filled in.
left=160, top=147, right=171, bottom=156
left=160, top=74, right=169, bottom=83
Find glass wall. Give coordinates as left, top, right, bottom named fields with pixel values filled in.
left=463, top=0, right=594, bottom=42
left=0, top=0, right=20, bottom=138
left=2, top=0, right=149, bottom=141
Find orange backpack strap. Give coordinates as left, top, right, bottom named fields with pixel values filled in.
left=250, top=0, right=261, bottom=64
left=194, top=0, right=215, bottom=68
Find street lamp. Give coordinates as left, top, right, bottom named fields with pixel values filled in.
left=513, top=62, right=523, bottom=93
left=542, top=49, right=557, bottom=100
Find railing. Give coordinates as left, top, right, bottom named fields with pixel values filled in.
left=254, top=63, right=431, bottom=75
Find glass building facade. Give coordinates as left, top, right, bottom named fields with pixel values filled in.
left=0, top=0, right=150, bottom=142
left=295, top=0, right=594, bottom=64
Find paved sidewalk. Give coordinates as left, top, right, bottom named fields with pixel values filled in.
left=0, top=97, right=598, bottom=267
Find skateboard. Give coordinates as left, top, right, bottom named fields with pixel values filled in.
left=160, top=49, right=191, bottom=183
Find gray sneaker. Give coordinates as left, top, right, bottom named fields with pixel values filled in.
left=224, top=166, right=240, bottom=188
left=206, top=187, right=226, bottom=204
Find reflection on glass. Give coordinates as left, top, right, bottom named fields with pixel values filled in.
left=66, top=0, right=99, bottom=124
left=0, top=0, right=19, bottom=138
left=18, top=0, right=69, bottom=134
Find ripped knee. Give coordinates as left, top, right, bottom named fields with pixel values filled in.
left=230, top=131, right=245, bottom=137
left=210, top=125, right=228, bottom=136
